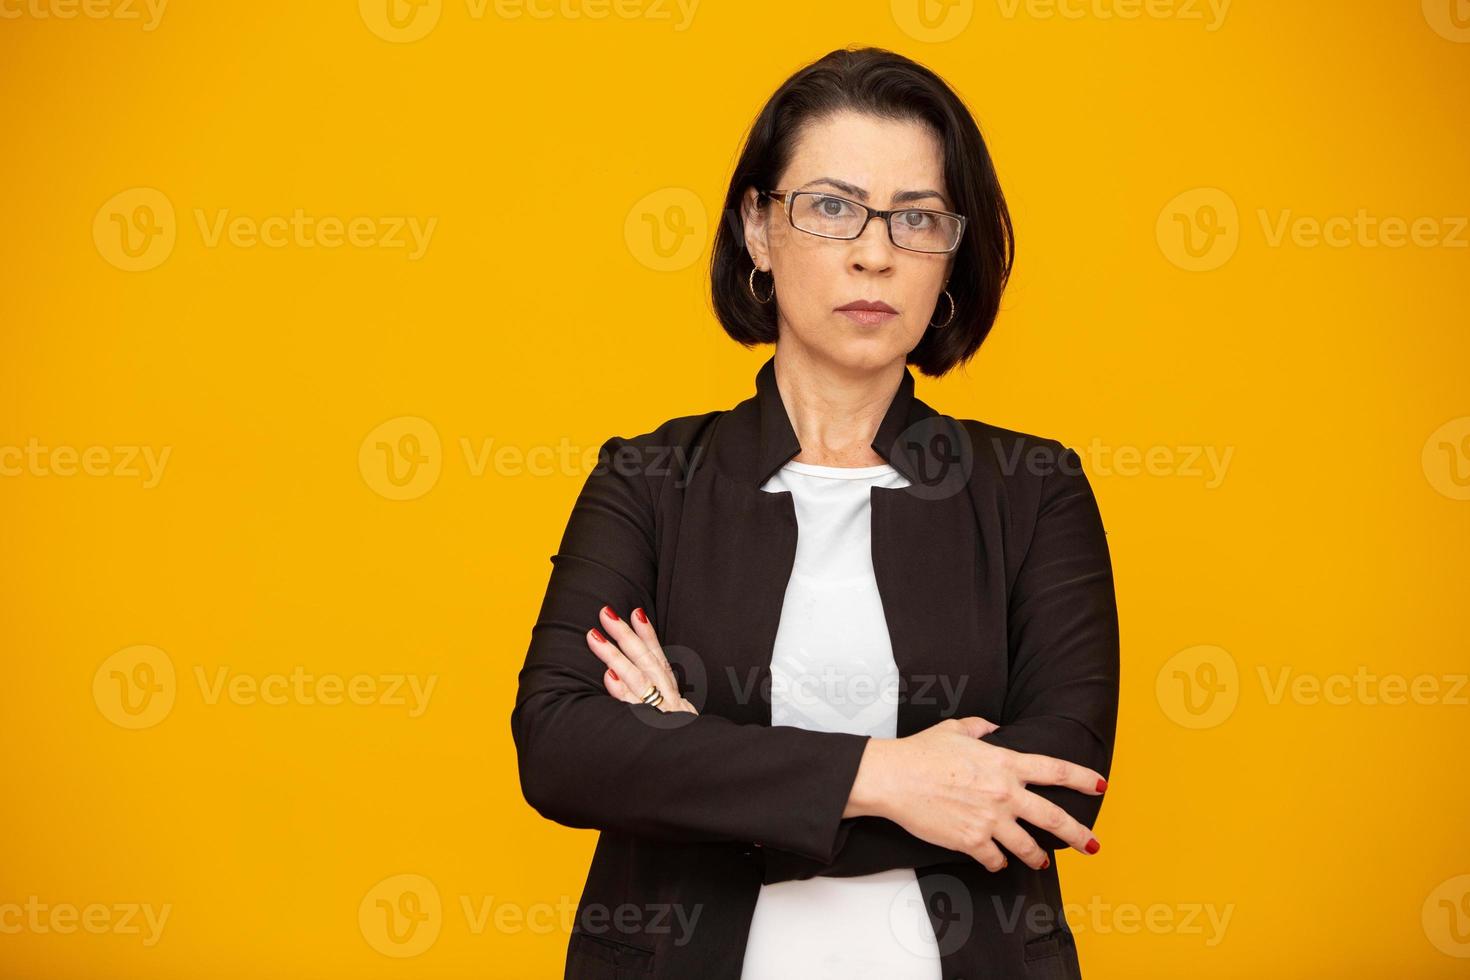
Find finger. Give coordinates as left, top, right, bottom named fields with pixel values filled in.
left=602, top=667, right=637, bottom=704
left=586, top=627, right=651, bottom=701
left=966, top=838, right=1008, bottom=873
left=1010, top=751, right=1108, bottom=796
left=953, top=716, right=1000, bottom=739
left=1017, top=791, right=1098, bottom=856
left=992, top=821, right=1049, bottom=871
left=599, top=605, right=680, bottom=705
left=629, top=607, right=674, bottom=674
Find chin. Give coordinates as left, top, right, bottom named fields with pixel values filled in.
left=825, top=338, right=909, bottom=372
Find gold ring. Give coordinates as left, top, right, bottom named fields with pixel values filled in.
left=639, top=685, right=664, bottom=708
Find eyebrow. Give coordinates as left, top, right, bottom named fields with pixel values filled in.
left=802, top=177, right=952, bottom=210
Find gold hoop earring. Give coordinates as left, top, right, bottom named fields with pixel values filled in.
left=748, top=266, right=774, bottom=304
left=928, top=289, right=956, bottom=329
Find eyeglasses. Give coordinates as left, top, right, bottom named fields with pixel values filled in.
left=761, top=188, right=966, bottom=254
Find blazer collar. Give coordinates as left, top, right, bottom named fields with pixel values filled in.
left=723, top=353, right=925, bottom=488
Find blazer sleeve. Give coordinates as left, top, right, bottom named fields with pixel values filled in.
left=510, top=434, right=874, bottom=863
left=760, top=817, right=972, bottom=883
left=980, top=443, right=1120, bottom=853
left=760, top=442, right=1120, bottom=879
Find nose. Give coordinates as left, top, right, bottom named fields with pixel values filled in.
left=849, top=212, right=895, bottom=273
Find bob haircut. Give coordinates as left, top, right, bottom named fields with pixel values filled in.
left=710, top=46, right=1015, bottom=379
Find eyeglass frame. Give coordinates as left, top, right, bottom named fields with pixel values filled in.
left=759, top=187, right=967, bottom=254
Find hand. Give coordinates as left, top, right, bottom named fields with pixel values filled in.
left=847, top=716, right=1106, bottom=872
left=585, top=605, right=698, bottom=715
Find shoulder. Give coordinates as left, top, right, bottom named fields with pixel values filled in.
left=955, top=417, right=1082, bottom=484
left=958, top=417, right=1087, bottom=478
left=596, top=409, right=722, bottom=462
left=587, top=408, right=725, bottom=500
left=948, top=416, right=1102, bottom=534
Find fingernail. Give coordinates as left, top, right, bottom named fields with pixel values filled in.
left=609, top=668, right=618, bottom=681
left=1040, top=857, right=1050, bottom=869
left=602, top=605, right=620, bottom=621
left=1096, top=778, right=1108, bottom=792
left=634, top=608, right=649, bottom=624
left=1085, top=839, right=1100, bottom=854
left=591, top=628, right=607, bottom=643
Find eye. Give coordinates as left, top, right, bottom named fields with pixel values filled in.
left=815, top=195, right=857, bottom=217
left=900, top=211, right=935, bottom=229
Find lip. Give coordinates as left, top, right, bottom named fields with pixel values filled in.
left=835, top=299, right=899, bottom=326
left=835, top=300, right=898, bottom=314
left=838, top=308, right=898, bottom=325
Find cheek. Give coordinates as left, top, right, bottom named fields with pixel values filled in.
left=903, top=277, right=949, bottom=332
left=775, top=247, right=841, bottom=306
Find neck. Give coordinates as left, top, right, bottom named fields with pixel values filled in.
left=771, top=344, right=907, bottom=467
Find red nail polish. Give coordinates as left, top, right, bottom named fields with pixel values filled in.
left=591, top=628, right=607, bottom=643
left=609, top=668, right=618, bottom=681
left=634, top=608, right=648, bottom=624
left=1096, top=778, right=1108, bottom=792
left=1040, top=857, right=1049, bottom=869
left=602, top=605, right=620, bottom=621
left=1085, top=839, right=1100, bottom=854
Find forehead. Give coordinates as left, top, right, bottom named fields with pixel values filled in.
left=782, top=110, right=947, bottom=197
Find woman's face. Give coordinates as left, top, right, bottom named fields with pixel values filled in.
left=744, top=110, right=957, bottom=373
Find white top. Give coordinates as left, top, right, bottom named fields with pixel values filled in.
left=741, top=458, right=943, bottom=980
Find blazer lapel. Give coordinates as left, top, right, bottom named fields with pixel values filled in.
left=664, top=354, right=1005, bottom=731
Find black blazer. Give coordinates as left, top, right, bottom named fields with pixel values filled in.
left=511, top=353, right=1120, bottom=980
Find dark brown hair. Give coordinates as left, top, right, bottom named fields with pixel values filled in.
left=710, top=46, right=1015, bottom=378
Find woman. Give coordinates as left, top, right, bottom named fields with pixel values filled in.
left=511, top=47, right=1119, bottom=980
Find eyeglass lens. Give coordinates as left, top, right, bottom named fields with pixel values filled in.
left=788, top=192, right=960, bottom=252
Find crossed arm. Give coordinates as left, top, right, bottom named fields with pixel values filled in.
left=512, top=435, right=877, bottom=863
left=758, top=445, right=1119, bottom=881
left=511, top=436, right=1119, bottom=878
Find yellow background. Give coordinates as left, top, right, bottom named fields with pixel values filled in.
left=2, top=1, right=1468, bottom=976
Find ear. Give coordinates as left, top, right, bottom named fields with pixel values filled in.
left=741, top=186, right=770, bottom=269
